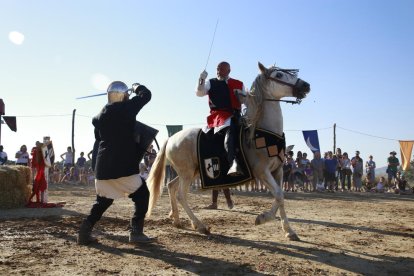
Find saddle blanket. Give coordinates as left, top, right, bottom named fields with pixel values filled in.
left=197, top=127, right=252, bottom=189
left=197, top=127, right=286, bottom=190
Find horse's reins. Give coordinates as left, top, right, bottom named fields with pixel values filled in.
left=237, top=91, right=301, bottom=104
left=264, top=98, right=302, bottom=104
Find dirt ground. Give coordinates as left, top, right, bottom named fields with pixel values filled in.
left=1, top=183, right=413, bottom=276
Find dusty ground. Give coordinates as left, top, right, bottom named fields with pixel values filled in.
left=1, top=183, right=413, bottom=276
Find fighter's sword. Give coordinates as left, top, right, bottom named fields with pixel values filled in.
left=76, top=92, right=106, bottom=100
left=76, top=85, right=138, bottom=100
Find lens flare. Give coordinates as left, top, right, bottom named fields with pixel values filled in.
left=91, top=73, right=111, bottom=90
left=9, top=31, right=25, bottom=45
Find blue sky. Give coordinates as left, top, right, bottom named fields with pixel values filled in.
left=1, top=0, right=413, bottom=168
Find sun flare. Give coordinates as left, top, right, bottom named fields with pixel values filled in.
left=8, top=31, right=25, bottom=45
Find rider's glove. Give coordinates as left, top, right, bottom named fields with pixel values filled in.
left=200, top=70, right=208, bottom=80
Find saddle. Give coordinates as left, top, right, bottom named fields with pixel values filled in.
left=197, top=126, right=286, bottom=189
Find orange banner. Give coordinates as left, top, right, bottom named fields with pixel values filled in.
left=399, top=140, right=414, bottom=171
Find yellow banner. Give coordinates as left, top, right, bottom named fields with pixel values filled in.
left=399, top=140, right=414, bottom=171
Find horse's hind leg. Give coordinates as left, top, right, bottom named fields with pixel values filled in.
left=167, top=177, right=181, bottom=228
left=176, top=176, right=210, bottom=235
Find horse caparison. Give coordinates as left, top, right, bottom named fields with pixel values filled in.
left=147, top=62, right=310, bottom=241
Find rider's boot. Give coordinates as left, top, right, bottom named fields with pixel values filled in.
left=225, top=127, right=243, bottom=176
left=227, top=160, right=242, bottom=176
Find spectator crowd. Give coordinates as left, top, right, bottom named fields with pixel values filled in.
left=0, top=143, right=412, bottom=194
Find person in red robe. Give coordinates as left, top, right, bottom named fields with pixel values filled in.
left=27, top=143, right=47, bottom=206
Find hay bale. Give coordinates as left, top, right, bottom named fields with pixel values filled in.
left=0, top=165, right=32, bottom=209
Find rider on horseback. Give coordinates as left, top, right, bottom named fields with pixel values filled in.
left=197, top=61, right=246, bottom=176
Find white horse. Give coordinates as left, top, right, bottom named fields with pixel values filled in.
left=147, top=62, right=310, bottom=240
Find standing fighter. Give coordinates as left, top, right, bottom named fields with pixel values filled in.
left=77, top=81, right=155, bottom=245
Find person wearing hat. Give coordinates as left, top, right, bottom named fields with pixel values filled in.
left=387, top=151, right=400, bottom=186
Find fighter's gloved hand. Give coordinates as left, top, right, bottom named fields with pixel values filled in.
left=134, top=84, right=150, bottom=96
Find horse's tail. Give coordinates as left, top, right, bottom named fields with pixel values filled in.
left=146, top=139, right=168, bottom=217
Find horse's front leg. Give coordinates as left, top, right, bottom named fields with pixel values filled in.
left=176, top=177, right=210, bottom=235
left=256, top=169, right=299, bottom=241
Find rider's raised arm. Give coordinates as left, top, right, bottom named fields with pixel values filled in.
left=196, top=70, right=210, bottom=97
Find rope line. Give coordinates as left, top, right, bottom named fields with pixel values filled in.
left=336, top=126, right=399, bottom=141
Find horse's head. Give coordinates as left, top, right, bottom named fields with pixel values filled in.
left=256, top=62, right=310, bottom=101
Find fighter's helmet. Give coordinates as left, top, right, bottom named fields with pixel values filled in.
left=107, top=81, right=129, bottom=103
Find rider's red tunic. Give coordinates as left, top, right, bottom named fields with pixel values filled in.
left=206, top=78, right=243, bottom=128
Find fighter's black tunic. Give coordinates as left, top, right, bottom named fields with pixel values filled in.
left=93, top=90, right=151, bottom=180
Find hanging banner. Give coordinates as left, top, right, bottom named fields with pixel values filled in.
left=302, top=130, right=320, bottom=153
left=2, top=116, right=17, bottom=132
left=0, top=99, right=4, bottom=115
left=399, top=140, right=414, bottom=171
left=166, top=125, right=183, bottom=137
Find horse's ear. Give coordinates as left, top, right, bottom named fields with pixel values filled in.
left=258, top=62, right=267, bottom=74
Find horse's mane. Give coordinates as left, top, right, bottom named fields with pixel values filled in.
left=245, top=73, right=267, bottom=143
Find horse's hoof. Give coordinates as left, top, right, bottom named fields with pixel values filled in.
left=172, top=221, right=181, bottom=228
left=201, top=226, right=211, bottom=235
left=168, top=210, right=174, bottom=219
left=195, top=225, right=210, bottom=235
left=255, top=214, right=264, bottom=225
left=286, top=233, right=300, bottom=241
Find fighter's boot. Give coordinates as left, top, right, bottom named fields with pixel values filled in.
left=77, top=219, right=97, bottom=245
left=129, top=219, right=156, bottom=244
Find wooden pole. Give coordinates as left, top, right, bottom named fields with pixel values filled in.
left=72, top=109, right=76, bottom=164
left=0, top=99, right=4, bottom=145
left=333, top=123, right=336, bottom=153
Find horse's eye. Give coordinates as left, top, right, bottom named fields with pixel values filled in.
left=276, top=72, right=283, bottom=78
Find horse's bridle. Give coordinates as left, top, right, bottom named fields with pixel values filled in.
left=264, top=68, right=302, bottom=105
